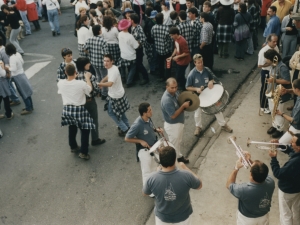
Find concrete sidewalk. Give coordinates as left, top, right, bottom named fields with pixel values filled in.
left=146, top=71, right=292, bottom=225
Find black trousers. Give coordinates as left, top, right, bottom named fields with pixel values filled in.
left=200, top=43, right=213, bottom=70
left=68, top=125, right=90, bottom=155
left=0, top=96, right=12, bottom=118
left=260, top=69, right=269, bottom=108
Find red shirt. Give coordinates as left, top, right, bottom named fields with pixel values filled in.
left=16, top=0, right=27, bottom=11
left=174, top=36, right=191, bottom=66
left=261, top=0, right=272, bottom=16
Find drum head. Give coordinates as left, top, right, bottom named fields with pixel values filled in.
left=199, top=84, right=224, bottom=107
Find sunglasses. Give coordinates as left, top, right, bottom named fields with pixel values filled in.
left=62, top=48, right=71, bottom=53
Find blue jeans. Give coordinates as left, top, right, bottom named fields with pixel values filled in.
left=47, top=9, right=60, bottom=33
left=10, top=27, right=24, bottom=54
left=148, top=44, right=158, bottom=72
left=23, top=96, right=33, bottom=111
left=120, top=60, right=136, bottom=85
left=9, top=78, right=20, bottom=102
left=19, top=10, right=31, bottom=35
left=107, top=100, right=130, bottom=132
left=93, top=66, right=108, bottom=96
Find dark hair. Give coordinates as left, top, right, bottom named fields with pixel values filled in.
left=264, top=49, right=282, bottom=62
left=203, top=1, right=211, bottom=7
left=138, top=102, right=150, bottom=116
left=200, top=12, right=209, bottom=21
left=155, top=13, right=164, bottom=24
left=186, top=0, right=194, bottom=3
left=178, top=10, right=187, bottom=20
left=248, top=0, right=258, bottom=8
left=266, top=33, right=278, bottom=42
left=169, top=27, right=180, bottom=35
left=159, top=146, right=176, bottom=167
left=269, top=5, right=277, bottom=13
left=65, top=64, right=76, bottom=76
left=295, top=133, right=300, bottom=146
left=239, top=3, right=247, bottom=13
left=5, top=43, right=16, bottom=56
left=145, top=7, right=153, bottom=17
left=103, top=16, right=113, bottom=31
left=170, top=11, right=178, bottom=20
left=90, top=9, right=97, bottom=17
left=188, top=7, right=199, bottom=17
left=97, top=1, right=103, bottom=7
left=92, top=24, right=101, bottom=36
left=250, top=160, right=269, bottom=183
left=146, top=0, right=153, bottom=7
left=130, top=13, right=139, bottom=24
left=289, top=6, right=294, bottom=13
left=76, top=57, right=90, bottom=72
left=0, top=37, right=3, bottom=46
left=104, top=53, right=114, bottom=61
left=293, top=79, right=300, bottom=90
left=103, top=0, right=111, bottom=8
left=61, top=47, right=72, bottom=58
left=1, top=4, right=10, bottom=12
left=77, top=15, right=88, bottom=29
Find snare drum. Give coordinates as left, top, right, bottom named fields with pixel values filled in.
left=149, top=138, right=175, bottom=162
left=199, top=84, right=229, bottom=115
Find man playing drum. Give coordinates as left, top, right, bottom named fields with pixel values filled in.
left=186, top=54, right=233, bottom=136
left=125, top=102, right=163, bottom=195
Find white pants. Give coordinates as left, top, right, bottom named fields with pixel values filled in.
left=268, top=99, right=285, bottom=131
left=236, top=211, right=269, bottom=225
left=164, top=122, right=184, bottom=158
left=138, top=149, right=158, bottom=186
left=155, top=216, right=191, bottom=225
left=279, top=126, right=300, bottom=145
left=278, top=189, right=300, bottom=225
left=194, top=108, right=226, bottom=127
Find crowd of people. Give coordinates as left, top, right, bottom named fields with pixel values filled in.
left=1, top=0, right=300, bottom=224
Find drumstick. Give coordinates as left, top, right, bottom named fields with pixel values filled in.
left=149, top=118, right=170, bottom=146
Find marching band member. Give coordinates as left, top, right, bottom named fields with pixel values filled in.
left=264, top=49, right=291, bottom=138
left=186, top=54, right=232, bottom=137
left=276, top=79, right=300, bottom=144
left=161, top=77, right=190, bottom=163
left=125, top=102, right=163, bottom=194
left=269, top=134, right=300, bottom=225
left=226, top=156, right=275, bottom=225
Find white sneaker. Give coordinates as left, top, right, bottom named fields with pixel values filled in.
left=260, top=108, right=264, bottom=112
left=149, top=193, right=155, bottom=198
left=264, top=108, right=271, bottom=114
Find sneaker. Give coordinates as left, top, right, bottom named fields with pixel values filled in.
left=0, top=114, right=4, bottom=119
left=78, top=153, right=90, bottom=160
left=177, top=156, right=189, bottom=163
left=260, top=108, right=264, bottom=112
left=194, top=126, right=202, bottom=137
left=71, top=146, right=80, bottom=153
left=10, top=101, right=21, bottom=106
left=149, top=193, right=155, bottom=198
left=272, top=130, right=283, bottom=138
left=264, top=108, right=271, bottom=114
left=21, top=110, right=32, bottom=115
left=221, top=124, right=233, bottom=133
left=7, top=112, right=14, bottom=120
left=91, top=138, right=106, bottom=146
left=267, top=127, right=276, bottom=134
left=118, top=129, right=128, bottom=137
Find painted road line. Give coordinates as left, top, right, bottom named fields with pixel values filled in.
left=23, top=53, right=54, bottom=63
left=25, top=61, right=51, bottom=79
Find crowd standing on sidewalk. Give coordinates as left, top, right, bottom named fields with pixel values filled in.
left=0, top=0, right=300, bottom=223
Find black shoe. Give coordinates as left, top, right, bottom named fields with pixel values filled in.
left=272, top=130, right=283, bottom=138
left=267, top=127, right=277, bottom=134
left=118, top=129, right=128, bottom=137
left=101, top=95, right=107, bottom=100
left=52, top=31, right=56, bottom=36
left=57, top=33, right=60, bottom=36
left=177, top=156, right=189, bottom=163
left=91, top=138, right=106, bottom=146
left=78, top=153, right=90, bottom=160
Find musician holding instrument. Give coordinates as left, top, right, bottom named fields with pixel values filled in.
left=125, top=102, right=163, bottom=193
left=226, top=157, right=275, bottom=225
left=275, top=79, right=300, bottom=144
left=264, top=49, right=291, bottom=138
left=186, top=54, right=232, bottom=136
left=269, top=134, right=300, bottom=225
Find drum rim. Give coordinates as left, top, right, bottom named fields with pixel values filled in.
left=201, top=90, right=229, bottom=115
left=199, top=84, right=224, bottom=108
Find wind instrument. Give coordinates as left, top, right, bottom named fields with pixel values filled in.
left=228, top=136, right=252, bottom=169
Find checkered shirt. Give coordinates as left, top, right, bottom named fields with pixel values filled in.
left=177, top=21, right=193, bottom=52
left=151, top=24, right=172, bottom=55
left=248, top=4, right=260, bottom=30
left=216, top=24, right=233, bottom=43
left=78, top=44, right=88, bottom=58
left=61, top=105, right=95, bottom=130
left=117, top=58, right=136, bottom=68
left=107, top=43, right=121, bottom=66
left=57, top=60, right=77, bottom=82
left=144, top=41, right=153, bottom=61
left=131, top=25, right=146, bottom=45
left=190, top=19, right=202, bottom=48
left=76, top=71, right=100, bottom=98
left=84, top=36, right=108, bottom=68
left=200, top=22, right=213, bottom=45
left=107, top=94, right=130, bottom=120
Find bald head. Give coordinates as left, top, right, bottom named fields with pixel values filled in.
left=166, top=77, right=177, bottom=86
left=166, top=78, right=178, bottom=95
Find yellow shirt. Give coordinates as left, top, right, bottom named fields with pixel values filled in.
left=271, top=0, right=292, bottom=22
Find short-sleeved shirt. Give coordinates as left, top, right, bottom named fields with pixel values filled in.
left=161, top=90, right=184, bottom=124
left=229, top=176, right=275, bottom=218
left=118, top=31, right=139, bottom=61
left=107, top=65, right=124, bottom=99
left=143, top=168, right=201, bottom=223
left=291, top=96, right=300, bottom=130
left=126, top=117, right=157, bottom=147
left=267, top=61, right=290, bottom=92
left=174, top=36, right=191, bottom=66
left=258, top=45, right=279, bottom=71
left=186, top=67, right=214, bottom=88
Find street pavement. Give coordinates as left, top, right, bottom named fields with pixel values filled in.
left=0, top=7, right=272, bottom=225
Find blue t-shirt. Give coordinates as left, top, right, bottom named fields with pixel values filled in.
left=161, top=90, right=184, bottom=124
left=185, top=67, right=214, bottom=88
left=229, top=176, right=275, bottom=218
left=125, top=116, right=157, bottom=146
left=143, top=168, right=201, bottom=223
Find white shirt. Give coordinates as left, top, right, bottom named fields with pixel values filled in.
left=162, top=10, right=172, bottom=26
left=42, top=0, right=60, bottom=10
left=258, top=45, right=280, bottom=71
left=132, top=0, right=144, bottom=5
left=179, top=0, right=186, bottom=4
left=77, top=26, right=93, bottom=44
left=118, top=31, right=139, bottom=60
left=9, top=53, right=24, bottom=76
left=26, top=0, right=35, bottom=4
left=101, top=27, right=119, bottom=44
left=107, top=65, right=125, bottom=98
left=75, top=1, right=89, bottom=15
left=0, top=65, right=6, bottom=77
left=57, top=79, right=91, bottom=105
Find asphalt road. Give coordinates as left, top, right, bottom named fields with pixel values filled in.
left=0, top=8, right=262, bottom=225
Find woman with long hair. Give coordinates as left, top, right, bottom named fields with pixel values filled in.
left=77, top=15, right=93, bottom=57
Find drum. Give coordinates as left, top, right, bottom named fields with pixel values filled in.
left=149, top=138, right=175, bottom=162
left=199, top=84, right=229, bottom=115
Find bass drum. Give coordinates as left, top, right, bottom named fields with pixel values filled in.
left=199, top=84, right=229, bottom=115
left=149, top=138, right=175, bottom=162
